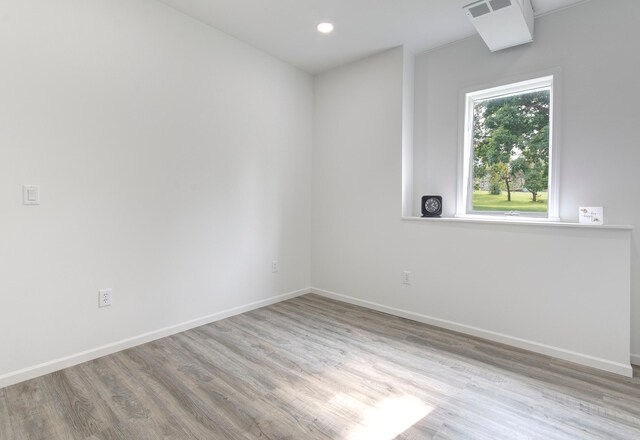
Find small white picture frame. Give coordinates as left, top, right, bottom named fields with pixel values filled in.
left=579, top=207, right=604, bottom=225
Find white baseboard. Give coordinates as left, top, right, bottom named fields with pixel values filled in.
left=311, top=287, right=633, bottom=378
left=632, top=354, right=640, bottom=367
left=0, top=288, right=311, bottom=389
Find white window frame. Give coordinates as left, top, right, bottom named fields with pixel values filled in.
left=457, top=74, right=560, bottom=220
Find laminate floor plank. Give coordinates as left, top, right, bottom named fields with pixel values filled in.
left=141, top=338, right=300, bottom=439
left=0, top=388, right=11, bottom=440
left=107, top=352, right=212, bottom=440
left=190, top=319, right=372, bottom=438
left=119, top=345, right=247, bottom=440
left=292, top=296, right=640, bottom=419
left=167, top=334, right=337, bottom=439
left=2, top=293, right=640, bottom=439
left=3, top=378, right=79, bottom=440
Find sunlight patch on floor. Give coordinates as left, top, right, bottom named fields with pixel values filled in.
left=330, top=394, right=433, bottom=440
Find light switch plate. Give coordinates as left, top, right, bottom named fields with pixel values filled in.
left=23, top=185, right=40, bottom=205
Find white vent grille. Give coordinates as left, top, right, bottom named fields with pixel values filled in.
left=462, top=0, right=534, bottom=52
left=469, top=3, right=491, bottom=18
left=489, top=0, right=512, bottom=12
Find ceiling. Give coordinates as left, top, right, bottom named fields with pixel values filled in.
left=157, top=0, right=589, bottom=74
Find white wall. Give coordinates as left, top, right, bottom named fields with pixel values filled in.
left=0, top=0, right=312, bottom=385
left=1, top=0, right=636, bottom=387
left=312, top=2, right=634, bottom=375
left=413, top=0, right=640, bottom=362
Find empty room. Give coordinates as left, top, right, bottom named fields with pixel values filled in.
left=1, top=0, right=639, bottom=438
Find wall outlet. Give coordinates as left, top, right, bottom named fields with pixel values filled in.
left=402, top=271, right=411, bottom=285
left=99, top=289, right=112, bottom=308
left=272, top=260, right=279, bottom=273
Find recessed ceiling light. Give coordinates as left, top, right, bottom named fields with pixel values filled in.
left=317, top=22, right=334, bottom=34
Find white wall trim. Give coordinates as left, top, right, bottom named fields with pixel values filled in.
left=401, top=215, right=633, bottom=229
left=311, top=287, right=633, bottom=378
left=0, top=288, right=311, bottom=389
left=401, top=47, right=415, bottom=218
left=631, top=354, right=640, bottom=367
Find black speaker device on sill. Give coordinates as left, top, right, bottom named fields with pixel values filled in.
left=421, top=195, right=442, bottom=217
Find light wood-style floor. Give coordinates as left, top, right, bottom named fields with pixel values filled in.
left=1, top=294, right=639, bottom=440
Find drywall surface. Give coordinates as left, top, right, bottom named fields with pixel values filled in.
left=0, top=0, right=312, bottom=383
left=312, top=41, right=631, bottom=374
left=413, top=0, right=640, bottom=361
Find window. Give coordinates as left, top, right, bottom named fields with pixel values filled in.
left=457, top=75, right=558, bottom=219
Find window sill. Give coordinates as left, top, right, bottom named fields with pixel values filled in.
left=401, top=216, right=633, bottom=230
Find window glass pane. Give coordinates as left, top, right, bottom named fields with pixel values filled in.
left=471, top=87, right=551, bottom=214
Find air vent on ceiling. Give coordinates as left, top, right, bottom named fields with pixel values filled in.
left=468, top=2, right=491, bottom=18
left=462, top=0, right=534, bottom=52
